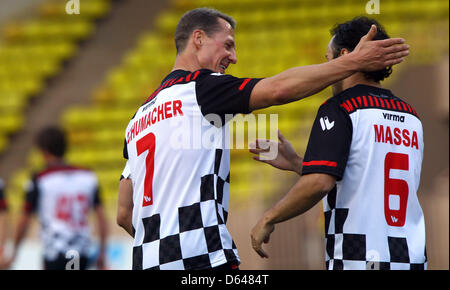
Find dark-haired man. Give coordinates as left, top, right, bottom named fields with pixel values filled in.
left=117, top=8, right=410, bottom=270
left=0, top=127, right=108, bottom=270
left=250, top=17, right=427, bottom=270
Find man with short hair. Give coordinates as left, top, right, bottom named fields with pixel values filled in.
left=1, top=127, right=108, bottom=270
left=250, top=17, right=426, bottom=270
left=117, top=8, right=410, bottom=270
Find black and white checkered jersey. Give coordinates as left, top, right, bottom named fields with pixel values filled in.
left=24, top=164, right=101, bottom=261
left=0, top=178, right=6, bottom=211
left=302, top=84, right=426, bottom=270
left=123, top=69, right=261, bottom=270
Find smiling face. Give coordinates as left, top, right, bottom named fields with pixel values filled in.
left=196, top=17, right=237, bottom=74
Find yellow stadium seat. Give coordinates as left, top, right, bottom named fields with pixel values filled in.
left=0, top=114, right=24, bottom=134
left=0, top=136, right=8, bottom=153
left=155, top=12, right=182, bottom=35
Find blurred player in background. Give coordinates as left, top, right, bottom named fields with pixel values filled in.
left=0, top=178, right=8, bottom=259
left=116, top=8, right=410, bottom=270
left=250, top=17, right=427, bottom=270
left=0, top=127, right=108, bottom=270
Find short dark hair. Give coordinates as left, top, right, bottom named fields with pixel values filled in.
left=36, top=126, right=67, bottom=157
left=174, top=7, right=236, bottom=54
left=330, top=16, right=392, bottom=82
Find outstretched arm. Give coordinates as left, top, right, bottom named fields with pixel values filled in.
left=251, top=173, right=336, bottom=258
left=249, top=25, right=409, bottom=110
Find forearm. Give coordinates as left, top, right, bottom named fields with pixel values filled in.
left=276, top=55, right=357, bottom=102
left=264, top=184, right=322, bottom=225
left=263, top=174, right=334, bottom=226
left=251, top=54, right=357, bottom=110
left=117, top=207, right=134, bottom=237
left=123, top=225, right=134, bottom=238
left=118, top=217, right=134, bottom=237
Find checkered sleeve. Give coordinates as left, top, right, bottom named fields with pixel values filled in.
left=302, top=99, right=353, bottom=181
left=132, top=149, right=239, bottom=270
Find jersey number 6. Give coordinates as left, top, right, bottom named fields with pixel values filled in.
left=384, top=152, right=409, bottom=227
left=137, top=133, right=155, bottom=207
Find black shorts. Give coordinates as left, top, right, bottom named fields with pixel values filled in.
left=44, top=253, right=89, bottom=270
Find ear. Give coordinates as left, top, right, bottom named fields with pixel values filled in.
left=340, top=48, right=351, bottom=56
left=192, top=29, right=206, bottom=49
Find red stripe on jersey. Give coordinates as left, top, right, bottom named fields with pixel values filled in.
left=351, top=98, right=358, bottom=108
left=378, top=97, right=385, bottom=108
left=345, top=100, right=353, bottom=111
left=192, top=70, right=200, bottom=80
left=302, top=160, right=337, bottom=167
left=357, top=96, right=362, bottom=107
left=406, top=103, right=413, bottom=113
left=373, top=96, right=379, bottom=107
left=340, top=103, right=350, bottom=112
left=174, top=77, right=184, bottom=84
left=340, top=103, right=348, bottom=112
left=400, top=101, right=408, bottom=112
left=362, top=95, right=368, bottom=107
left=163, top=79, right=171, bottom=88
left=396, top=101, right=402, bottom=111
left=148, top=83, right=164, bottom=100
left=384, top=99, right=391, bottom=109
left=185, top=73, right=192, bottom=82
left=390, top=99, right=397, bottom=110
left=239, top=78, right=252, bottom=91
left=368, top=95, right=374, bottom=106
left=150, top=86, right=162, bottom=99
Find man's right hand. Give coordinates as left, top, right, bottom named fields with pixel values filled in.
left=250, top=216, right=274, bottom=259
left=249, top=130, right=303, bottom=175
left=351, top=24, right=409, bottom=71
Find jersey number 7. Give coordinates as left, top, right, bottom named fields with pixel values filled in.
left=384, top=152, right=409, bottom=227
left=137, top=133, right=155, bottom=207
